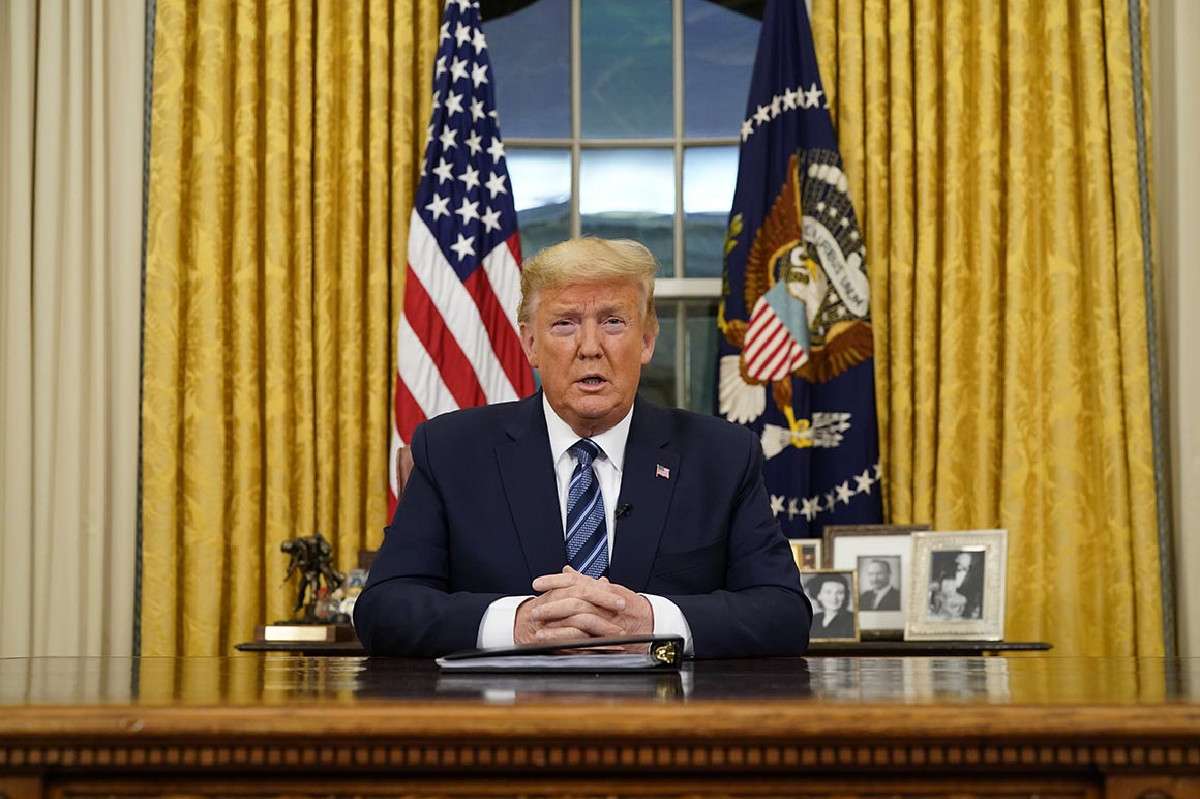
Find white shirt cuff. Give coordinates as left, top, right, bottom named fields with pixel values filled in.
left=644, top=593, right=694, bottom=656
left=477, top=595, right=531, bottom=648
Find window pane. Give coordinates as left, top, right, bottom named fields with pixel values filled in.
left=581, top=0, right=672, bottom=138
left=507, top=148, right=570, bottom=259
left=640, top=311, right=677, bottom=408
left=683, top=146, right=738, bottom=277
left=685, top=300, right=720, bottom=413
left=684, top=0, right=760, bottom=137
left=482, top=0, right=570, bottom=139
left=580, top=149, right=674, bottom=276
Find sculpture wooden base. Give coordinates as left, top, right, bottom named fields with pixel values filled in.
left=253, top=623, right=357, bottom=644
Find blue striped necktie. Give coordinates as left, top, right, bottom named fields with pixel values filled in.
left=565, top=439, right=608, bottom=578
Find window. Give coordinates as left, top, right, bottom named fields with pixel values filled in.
left=483, top=0, right=762, bottom=412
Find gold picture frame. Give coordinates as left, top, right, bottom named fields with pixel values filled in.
left=905, top=529, right=1008, bottom=641
left=788, top=538, right=822, bottom=572
left=800, top=569, right=860, bottom=643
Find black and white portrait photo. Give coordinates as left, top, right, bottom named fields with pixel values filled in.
left=801, top=570, right=859, bottom=642
left=857, top=555, right=901, bottom=611
left=927, top=549, right=986, bottom=621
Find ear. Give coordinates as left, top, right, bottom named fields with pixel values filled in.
left=639, top=329, right=656, bottom=366
left=520, top=322, right=538, bottom=367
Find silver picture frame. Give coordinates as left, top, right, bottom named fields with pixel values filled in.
left=905, top=529, right=1008, bottom=642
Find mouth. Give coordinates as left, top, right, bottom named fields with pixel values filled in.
left=575, top=375, right=608, bottom=389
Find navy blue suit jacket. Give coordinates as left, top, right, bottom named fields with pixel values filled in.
left=354, top=393, right=811, bottom=658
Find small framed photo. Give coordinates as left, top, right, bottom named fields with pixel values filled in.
left=800, top=569, right=860, bottom=642
left=823, top=524, right=930, bottom=638
left=905, top=529, right=1008, bottom=641
left=788, top=539, right=822, bottom=572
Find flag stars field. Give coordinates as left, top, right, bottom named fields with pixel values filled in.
left=449, top=234, right=476, bottom=261
left=425, top=194, right=450, bottom=220
left=458, top=165, right=480, bottom=191
left=740, top=81, right=832, bottom=143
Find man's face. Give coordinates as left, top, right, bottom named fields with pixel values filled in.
left=520, top=278, right=656, bottom=438
left=955, top=553, right=972, bottom=570
left=865, top=561, right=890, bottom=590
left=817, top=581, right=846, bottom=612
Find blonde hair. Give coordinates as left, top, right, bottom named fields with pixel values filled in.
left=518, top=237, right=659, bottom=335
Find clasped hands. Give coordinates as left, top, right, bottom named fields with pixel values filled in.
left=513, top=566, right=653, bottom=650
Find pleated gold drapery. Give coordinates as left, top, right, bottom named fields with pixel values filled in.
left=141, top=0, right=440, bottom=656
left=812, top=0, right=1163, bottom=655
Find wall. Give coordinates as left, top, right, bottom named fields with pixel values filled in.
left=1152, top=0, right=1200, bottom=657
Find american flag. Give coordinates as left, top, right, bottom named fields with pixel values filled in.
left=391, top=0, right=535, bottom=510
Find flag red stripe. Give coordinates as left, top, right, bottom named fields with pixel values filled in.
left=742, top=302, right=778, bottom=362
left=756, top=332, right=793, bottom=380
left=462, top=265, right=531, bottom=398
left=403, top=268, right=488, bottom=409
left=742, top=322, right=780, bottom=366
left=745, top=318, right=787, bottom=373
left=393, top=377, right=426, bottom=461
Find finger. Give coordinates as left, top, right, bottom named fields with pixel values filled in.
left=530, top=595, right=619, bottom=623
left=530, top=570, right=588, bottom=592
left=530, top=626, right=594, bottom=645
left=536, top=581, right=627, bottom=613
left=537, top=614, right=625, bottom=639
left=531, top=571, right=627, bottom=606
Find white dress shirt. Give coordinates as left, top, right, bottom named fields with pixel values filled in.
left=476, top=396, right=693, bottom=651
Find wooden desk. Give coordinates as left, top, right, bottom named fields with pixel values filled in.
left=234, top=639, right=1053, bottom=657
left=1, top=656, right=1197, bottom=799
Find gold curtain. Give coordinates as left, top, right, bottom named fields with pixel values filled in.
left=141, top=0, right=440, bottom=656
left=812, top=0, right=1162, bottom=655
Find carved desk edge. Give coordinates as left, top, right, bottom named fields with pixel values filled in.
left=1, top=703, right=1199, bottom=777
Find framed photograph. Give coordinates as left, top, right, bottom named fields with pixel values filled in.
left=823, top=524, right=930, bottom=638
left=821, top=524, right=931, bottom=568
left=905, top=529, right=1008, bottom=641
left=788, top=539, right=822, bottom=572
left=800, top=569, right=859, bottom=643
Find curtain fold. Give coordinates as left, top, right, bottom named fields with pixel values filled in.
left=813, top=0, right=1163, bottom=655
left=141, top=0, right=439, bottom=656
left=0, top=0, right=144, bottom=657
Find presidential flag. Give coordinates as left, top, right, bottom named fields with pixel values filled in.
left=391, top=0, right=535, bottom=510
left=717, top=0, right=882, bottom=538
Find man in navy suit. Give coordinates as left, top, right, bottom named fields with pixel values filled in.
left=354, top=237, right=811, bottom=659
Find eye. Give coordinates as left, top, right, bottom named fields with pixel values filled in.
left=550, top=319, right=577, bottom=334
left=601, top=316, right=626, bottom=329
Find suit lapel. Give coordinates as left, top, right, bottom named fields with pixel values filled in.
left=497, top=394, right=567, bottom=579
left=608, top=398, right=678, bottom=591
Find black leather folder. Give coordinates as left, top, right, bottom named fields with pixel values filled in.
left=435, top=634, right=684, bottom=672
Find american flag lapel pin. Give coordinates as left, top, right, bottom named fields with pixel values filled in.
left=655, top=464, right=670, bottom=479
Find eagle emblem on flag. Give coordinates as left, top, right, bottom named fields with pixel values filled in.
left=719, top=149, right=873, bottom=459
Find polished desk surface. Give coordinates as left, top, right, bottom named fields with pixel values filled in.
left=1, top=656, right=1198, bottom=738
left=235, top=639, right=1053, bottom=656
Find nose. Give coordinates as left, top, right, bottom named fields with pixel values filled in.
left=577, top=320, right=602, bottom=357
